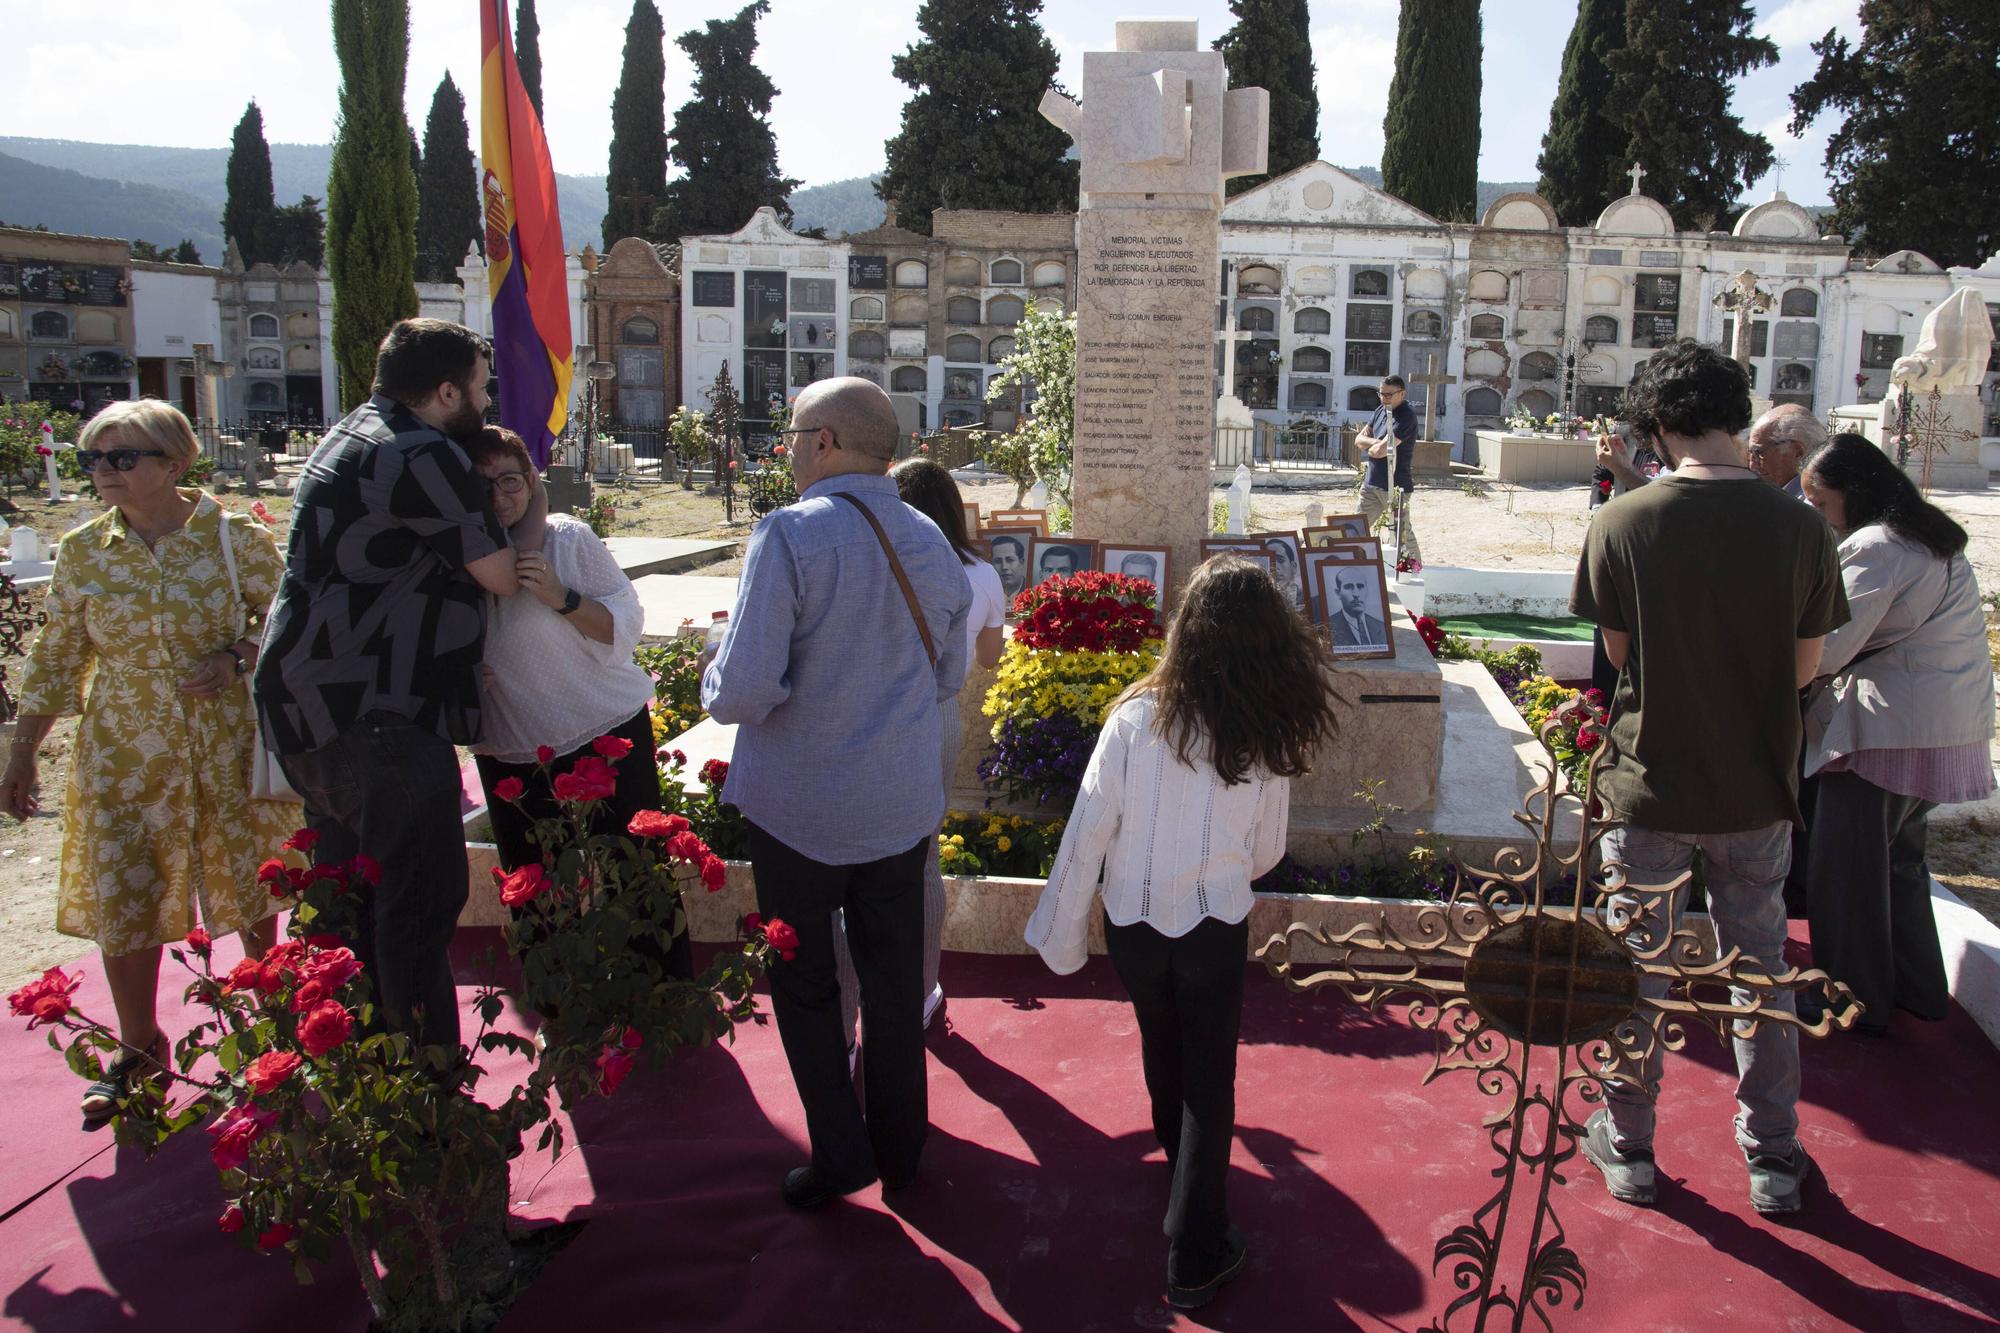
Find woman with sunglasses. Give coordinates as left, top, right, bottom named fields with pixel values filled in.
left=3, top=399, right=300, bottom=1127
left=461, top=427, right=690, bottom=984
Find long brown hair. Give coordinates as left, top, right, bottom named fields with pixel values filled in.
left=1128, top=556, right=1338, bottom=784
left=890, top=457, right=976, bottom=564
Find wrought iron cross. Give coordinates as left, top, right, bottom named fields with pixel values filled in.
left=1892, top=384, right=1981, bottom=493
left=1260, top=698, right=1858, bottom=1332
left=0, top=570, right=49, bottom=724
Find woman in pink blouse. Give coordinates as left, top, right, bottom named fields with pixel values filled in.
left=1800, top=434, right=1994, bottom=1033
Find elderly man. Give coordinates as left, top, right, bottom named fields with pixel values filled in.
left=703, top=376, right=969, bottom=1208
left=1746, top=403, right=1826, bottom=498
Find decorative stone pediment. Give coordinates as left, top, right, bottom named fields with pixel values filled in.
left=1480, top=192, right=1560, bottom=232
left=1223, top=161, right=1443, bottom=228
left=1594, top=194, right=1675, bottom=237
left=1732, top=192, right=1819, bottom=241
left=684, top=206, right=835, bottom=251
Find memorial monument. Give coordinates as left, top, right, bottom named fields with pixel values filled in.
left=1038, top=20, right=1270, bottom=594
left=1883, top=288, right=1992, bottom=491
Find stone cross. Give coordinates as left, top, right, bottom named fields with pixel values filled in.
left=1712, top=269, right=1774, bottom=370
left=1040, top=19, right=1269, bottom=593
left=1410, top=353, right=1457, bottom=444
left=1627, top=162, right=1646, bottom=196
left=40, top=423, right=62, bottom=502
left=1217, top=290, right=1258, bottom=402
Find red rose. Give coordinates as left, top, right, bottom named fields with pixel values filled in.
left=348, top=854, right=382, bottom=886
left=665, top=830, right=706, bottom=863
left=283, top=828, right=319, bottom=853
left=699, top=856, right=728, bottom=892
left=207, top=1103, right=277, bottom=1171
left=8, top=964, right=79, bottom=1024
left=671, top=749, right=687, bottom=766
left=298, top=1000, right=354, bottom=1058
left=281, top=866, right=311, bottom=897
left=218, top=1204, right=246, bottom=1234
left=184, top=926, right=213, bottom=956
left=698, top=758, right=729, bottom=787
left=763, top=917, right=800, bottom=961
left=257, top=857, right=287, bottom=886
left=1576, top=727, right=1602, bottom=752
left=243, top=1050, right=302, bottom=1096
left=256, top=941, right=305, bottom=993
left=493, top=776, right=526, bottom=803
left=498, top=863, right=549, bottom=908
left=257, top=1222, right=294, bottom=1250
left=291, top=978, right=327, bottom=1011
left=595, top=1042, right=637, bottom=1096
left=222, top=958, right=262, bottom=995
left=591, top=734, right=634, bottom=760
left=536, top=745, right=556, bottom=764
left=741, top=912, right=763, bottom=935
left=626, top=809, right=679, bottom=839
left=620, top=1025, right=643, bottom=1050
left=302, top=945, right=361, bottom=991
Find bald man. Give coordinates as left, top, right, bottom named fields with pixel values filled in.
left=702, top=376, right=970, bottom=1208
left=1746, top=403, right=1826, bottom=499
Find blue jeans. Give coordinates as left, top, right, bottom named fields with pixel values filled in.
left=279, top=715, right=470, bottom=1052
left=1599, top=821, right=1800, bottom=1159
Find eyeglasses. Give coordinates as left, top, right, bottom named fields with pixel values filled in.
left=777, top=425, right=838, bottom=447
left=487, top=473, right=528, bottom=495
left=78, top=448, right=168, bottom=472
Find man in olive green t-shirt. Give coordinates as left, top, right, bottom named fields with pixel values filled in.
left=1571, top=339, right=1848, bottom=1218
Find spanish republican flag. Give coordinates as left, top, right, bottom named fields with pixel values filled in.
left=480, top=0, right=571, bottom=465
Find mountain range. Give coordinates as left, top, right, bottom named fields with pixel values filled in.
left=0, top=137, right=1554, bottom=263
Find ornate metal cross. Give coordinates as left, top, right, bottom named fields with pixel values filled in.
left=1712, top=270, right=1775, bottom=371
left=0, top=569, right=48, bottom=724
left=1891, top=383, right=1980, bottom=493
left=1259, top=699, right=1859, bottom=1332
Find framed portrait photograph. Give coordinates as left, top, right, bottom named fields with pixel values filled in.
left=1321, top=536, right=1383, bottom=564
left=1197, top=539, right=1271, bottom=570
left=1301, top=515, right=1370, bottom=548
left=1259, top=533, right=1308, bottom=615
left=1300, top=548, right=1363, bottom=623
left=987, top=508, right=1048, bottom=536
left=1100, top=545, right=1170, bottom=594
left=1315, top=558, right=1397, bottom=660
left=961, top=501, right=982, bottom=535
left=1027, top=536, right=1099, bottom=587
left=984, top=528, right=1038, bottom=605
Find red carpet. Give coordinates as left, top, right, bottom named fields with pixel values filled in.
left=4, top=929, right=1999, bottom=1331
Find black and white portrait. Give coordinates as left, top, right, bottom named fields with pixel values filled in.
left=1318, top=560, right=1395, bottom=658
left=1101, top=545, right=1170, bottom=593
left=986, top=530, right=1034, bottom=601
left=1030, top=538, right=1098, bottom=587
left=1263, top=534, right=1305, bottom=612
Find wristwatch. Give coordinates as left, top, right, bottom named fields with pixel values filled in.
left=556, top=587, right=582, bottom=616
left=225, top=645, right=250, bottom=674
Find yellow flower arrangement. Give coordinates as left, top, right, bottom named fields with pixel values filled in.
left=982, top=641, right=1163, bottom=736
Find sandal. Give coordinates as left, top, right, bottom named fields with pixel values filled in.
left=80, top=1031, right=168, bottom=1128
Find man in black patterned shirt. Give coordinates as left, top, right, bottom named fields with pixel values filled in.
left=256, top=319, right=526, bottom=1051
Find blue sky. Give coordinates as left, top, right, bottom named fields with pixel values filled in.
left=8, top=0, right=1861, bottom=203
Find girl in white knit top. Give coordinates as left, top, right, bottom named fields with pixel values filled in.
left=1025, top=555, right=1338, bottom=1311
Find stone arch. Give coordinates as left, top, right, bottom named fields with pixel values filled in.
left=248, top=312, right=280, bottom=338
left=894, top=259, right=929, bottom=288
left=1404, top=267, right=1447, bottom=301
left=1293, top=265, right=1335, bottom=295
left=1480, top=191, right=1561, bottom=231
left=1033, top=297, right=1064, bottom=315
left=1732, top=195, right=1818, bottom=241
left=988, top=335, right=1015, bottom=361
left=1294, top=307, right=1332, bottom=335
left=945, top=334, right=982, bottom=363
left=989, top=257, right=1024, bottom=285
left=1236, top=263, right=1281, bottom=294
left=943, top=255, right=981, bottom=286
left=987, top=295, right=1026, bottom=326
left=284, top=311, right=314, bottom=339
left=1584, top=314, right=1619, bottom=344
left=1350, top=267, right=1391, bottom=298
left=1031, top=260, right=1066, bottom=287
left=851, top=295, right=884, bottom=321
left=1239, top=305, right=1276, bottom=333
left=1519, top=351, right=1558, bottom=381
left=1464, top=386, right=1503, bottom=416
left=1465, top=347, right=1506, bottom=378
left=1468, top=269, right=1509, bottom=302
left=946, top=295, right=981, bottom=324
left=1516, top=388, right=1556, bottom=416
left=1584, top=274, right=1624, bottom=306
left=1468, top=313, right=1506, bottom=340
left=1780, top=288, right=1818, bottom=318
left=621, top=316, right=659, bottom=344
left=1594, top=195, right=1675, bottom=236
left=1405, top=309, right=1443, bottom=339
left=1290, top=380, right=1329, bottom=410
left=1776, top=362, right=1813, bottom=392
left=29, top=310, right=70, bottom=339
left=1292, top=346, right=1332, bottom=373
left=1347, top=385, right=1380, bottom=411
left=889, top=365, right=927, bottom=392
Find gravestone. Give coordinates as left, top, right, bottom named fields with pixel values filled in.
left=543, top=464, right=591, bottom=515
left=1040, top=19, right=1269, bottom=593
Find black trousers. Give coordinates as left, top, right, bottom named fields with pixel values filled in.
left=747, top=822, right=930, bottom=1188
left=475, top=706, right=691, bottom=983
left=1807, top=770, right=1948, bottom=1030
left=1104, top=912, right=1249, bottom=1285
left=280, top=715, right=470, bottom=1052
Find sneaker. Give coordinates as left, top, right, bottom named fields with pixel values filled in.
left=1747, top=1144, right=1813, bottom=1216
left=1165, top=1226, right=1248, bottom=1310
left=922, top=984, right=946, bottom=1031
left=780, top=1165, right=875, bottom=1209
left=1578, top=1110, right=1656, bottom=1206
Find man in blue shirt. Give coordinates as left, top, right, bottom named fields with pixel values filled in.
left=703, top=376, right=970, bottom=1208
left=1355, top=374, right=1422, bottom=570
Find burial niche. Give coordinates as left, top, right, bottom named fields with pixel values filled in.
left=1295, top=307, right=1332, bottom=335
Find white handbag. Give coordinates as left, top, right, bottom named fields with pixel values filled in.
left=216, top=512, right=301, bottom=803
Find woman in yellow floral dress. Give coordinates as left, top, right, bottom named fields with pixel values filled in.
left=1, top=399, right=301, bottom=1125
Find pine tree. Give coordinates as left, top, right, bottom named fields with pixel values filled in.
left=172, top=239, right=202, bottom=264
left=328, top=0, right=420, bottom=410
left=653, top=1, right=800, bottom=240
left=515, top=0, right=544, bottom=121
left=1379, top=0, right=1482, bottom=221
left=1536, top=0, right=1628, bottom=224
left=1213, top=0, right=1320, bottom=196
left=271, top=197, right=326, bottom=268
left=1790, top=1, right=1999, bottom=267
left=603, top=0, right=668, bottom=247
left=1607, top=0, right=1775, bottom=230
left=877, top=0, right=1078, bottom=236
left=224, top=102, right=277, bottom=264
left=416, top=74, right=481, bottom=281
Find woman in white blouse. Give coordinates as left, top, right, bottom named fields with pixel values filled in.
left=466, top=427, right=689, bottom=979
left=1025, top=556, right=1338, bottom=1311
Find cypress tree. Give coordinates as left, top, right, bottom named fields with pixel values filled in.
left=1379, top=0, right=1481, bottom=222
left=515, top=0, right=545, bottom=121
left=603, top=0, right=668, bottom=247
left=1607, top=0, right=1775, bottom=230
left=224, top=102, right=277, bottom=264
left=270, top=197, right=326, bottom=268
left=1536, top=0, right=1628, bottom=224
left=877, top=0, right=1078, bottom=236
left=1790, top=1, right=1999, bottom=267
left=1213, top=0, right=1321, bottom=196
left=327, top=0, right=420, bottom=410
left=653, top=1, right=801, bottom=240
left=416, top=74, right=481, bottom=281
